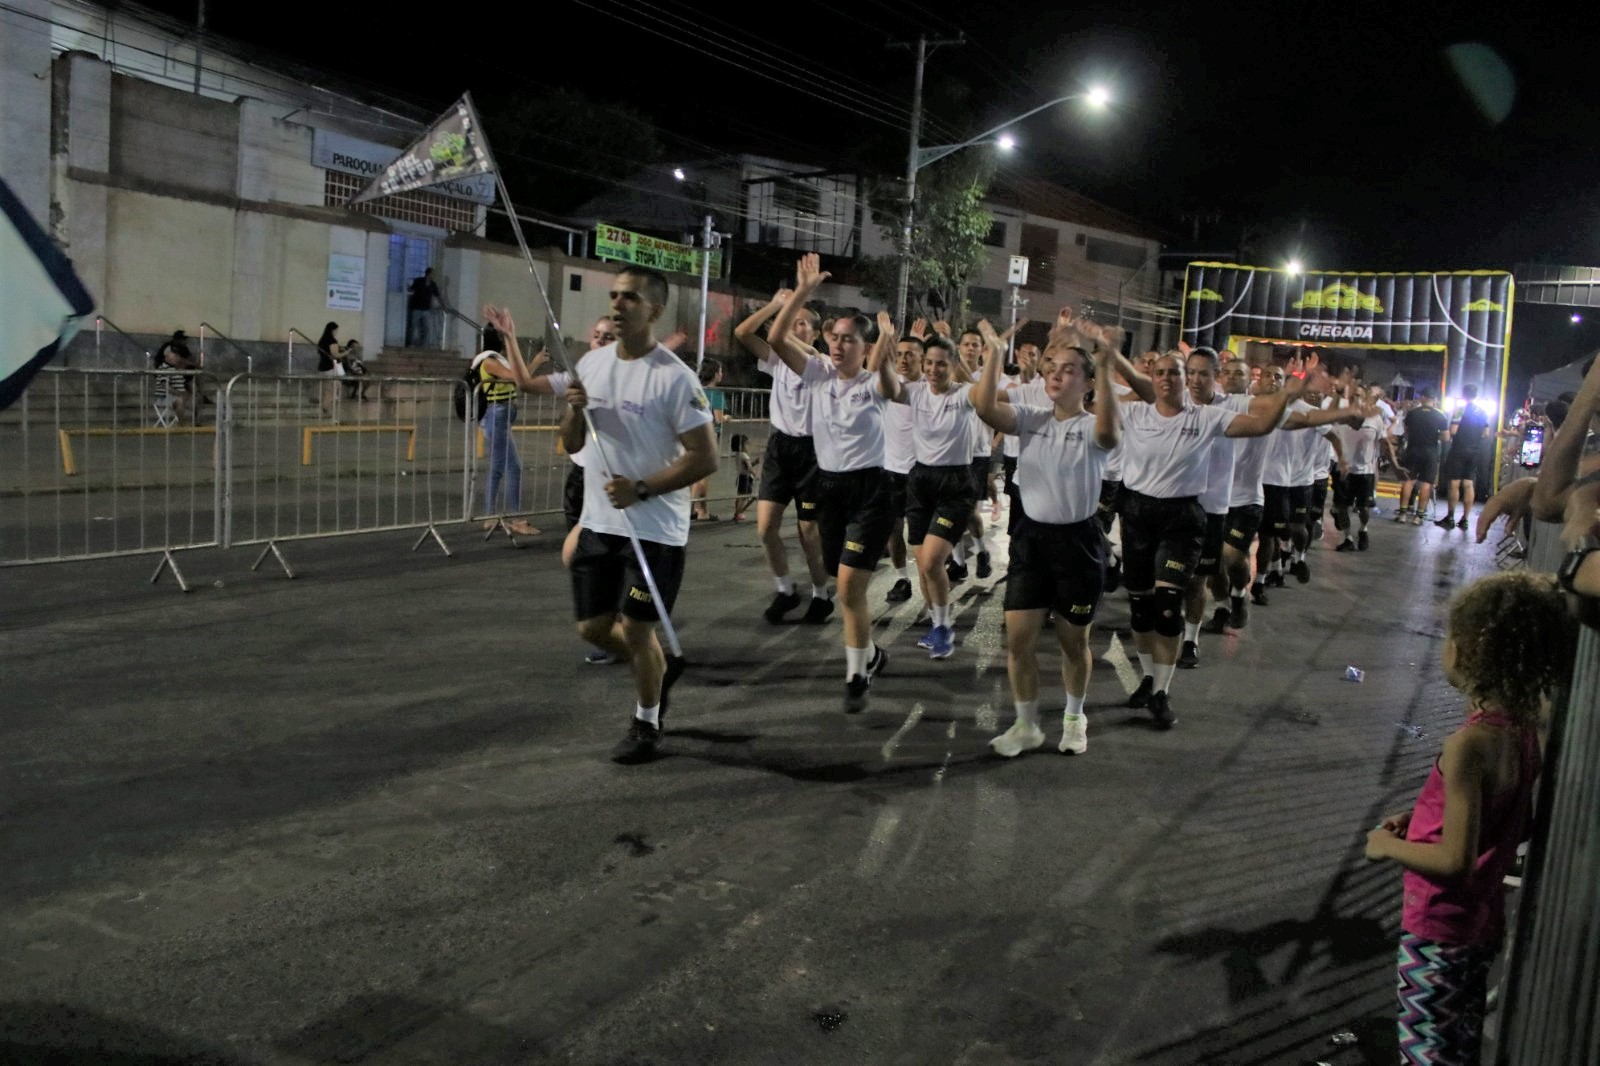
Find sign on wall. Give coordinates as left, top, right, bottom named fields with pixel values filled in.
left=327, top=253, right=365, bottom=310
left=594, top=223, right=723, bottom=278
left=312, top=129, right=495, bottom=206
left=1180, top=263, right=1513, bottom=394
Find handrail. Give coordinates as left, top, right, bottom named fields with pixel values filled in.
left=94, top=314, right=152, bottom=367
left=440, top=305, right=483, bottom=352
left=198, top=321, right=256, bottom=374
left=286, top=327, right=319, bottom=375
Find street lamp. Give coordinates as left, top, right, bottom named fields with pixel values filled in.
left=1286, top=259, right=1304, bottom=275
left=895, top=87, right=1113, bottom=325
left=996, top=133, right=1017, bottom=152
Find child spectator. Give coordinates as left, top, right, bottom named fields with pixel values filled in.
left=729, top=432, right=759, bottom=522
left=1365, top=570, right=1576, bottom=1064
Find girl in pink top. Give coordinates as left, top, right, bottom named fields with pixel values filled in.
left=1365, top=571, right=1575, bottom=1065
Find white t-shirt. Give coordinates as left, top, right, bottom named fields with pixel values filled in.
left=883, top=375, right=917, bottom=475
left=1311, top=433, right=1335, bottom=479
left=1338, top=415, right=1385, bottom=474
left=1293, top=412, right=1330, bottom=485
left=998, top=373, right=1022, bottom=457
left=1199, top=393, right=1250, bottom=515
left=1262, top=399, right=1313, bottom=486
left=1104, top=382, right=1135, bottom=483
left=759, top=352, right=812, bottom=437
left=968, top=405, right=993, bottom=459
left=1011, top=406, right=1111, bottom=524
left=903, top=381, right=977, bottom=467
left=576, top=344, right=713, bottom=547
left=1120, top=401, right=1237, bottom=498
left=802, top=358, right=887, bottom=472
left=545, top=370, right=589, bottom=469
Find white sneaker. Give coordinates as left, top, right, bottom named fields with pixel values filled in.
left=1059, top=714, right=1088, bottom=755
left=990, top=721, right=1046, bottom=758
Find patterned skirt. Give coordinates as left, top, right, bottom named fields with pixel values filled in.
left=1396, top=931, right=1498, bottom=1065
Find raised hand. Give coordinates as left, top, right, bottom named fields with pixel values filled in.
left=976, top=319, right=1004, bottom=350
left=932, top=319, right=952, bottom=337
left=772, top=287, right=794, bottom=305
left=876, top=309, right=895, bottom=339
left=795, top=252, right=830, bottom=292
left=911, top=317, right=929, bottom=339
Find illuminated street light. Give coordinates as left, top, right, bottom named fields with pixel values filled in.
left=997, top=133, right=1017, bottom=152
left=1086, top=85, right=1111, bottom=109
left=672, top=167, right=686, bottom=181
left=1286, top=259, right=1304, bottom=275
left=1572, top=313, right=1583, bottom=324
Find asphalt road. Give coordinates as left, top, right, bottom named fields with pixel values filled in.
left=0, top=504, right=1500, bottom=1065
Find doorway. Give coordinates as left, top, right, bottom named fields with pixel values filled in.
left=385, top=231, right=438, bottom=348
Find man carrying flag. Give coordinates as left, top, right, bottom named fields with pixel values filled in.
left=0, top=175, right=94, bottom=411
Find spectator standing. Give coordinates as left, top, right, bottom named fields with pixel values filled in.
left=408, top=267, right=442, bottom=348
left=153, top=329, right=197, bottom=423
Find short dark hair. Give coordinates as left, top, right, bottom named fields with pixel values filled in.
left=1186, top=348, right=1220, bottom=372
left=959, top=329, right=983, bottom=343
left=899, top=334, right=925, bottom=347
left=923, top=335, right=955, bottom=357
left=698, top=358, right=721, bottom=385
left=617, top=266, right=669, bottom=306
left=1419, top=386, right=1437, bottom=400
left=1462, top=383, right=1479, bottom=401
left=830, top=312, right=876, bottom=343
left=1545, top=399, right=1570, bottom=429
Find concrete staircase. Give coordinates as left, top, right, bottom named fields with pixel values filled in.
left=368, top=347, right=466, bottom=379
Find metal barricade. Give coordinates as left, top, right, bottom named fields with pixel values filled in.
left=0, top=367, right=220, bottom=589
left=701, top=386, right=772, bottom=511
left=219, top=373, right=468, bottom=575
left=467, top=389, right=570, bottom=533
left=1497, top=518, right=1600, bottom=1064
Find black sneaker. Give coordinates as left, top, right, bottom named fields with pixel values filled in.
left=885, top=577, right=913, bottom=604
left=1201, top=607, right=1229, bottom=635
left=1127, top=675, right=1154, bottom=708
left=1456, top=517, right=1468, bottom=531
left=1291, top=558, right=1310, bottom=584
left=764, top=590, right=801, bottom=624
left=946, top=557, right=968, bottom=583
left=1149, top=691, right=1176, bottom=730
left=1264, top=571, right=1285, bottom=588
left=801, top=596, right=836, bottom=624
left=1434, top=516, right=1456, bottom=530
left=1250, top=582, right=1269, bottom=607
left=1229, top=594, right=1249, bottom=629
left=610, top=717, right=662, bottom=763
left=843, top=647, right=887, bottom=714
left=1357, top=529, right=1370, bottom=550
left=868, top=644, right=889, bottom=677
left=975, top=550, right=993, bottom=579
left=1178, top=640, right=1199, bottom=669
left=1336, top=539, right=1357, bottom=552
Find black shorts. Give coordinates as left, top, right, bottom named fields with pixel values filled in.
left=1290, top=485, right=1312, bottom=524
left=906, top=463, right=976, bottom=546
left=1401, top=447, right=1440, bottom=486
left=1001, top=453, right=1018, bottom=493
left=884, top=470, right=910, bottom=521
left=1309, top=475, right=1330, bottom=518
left=814, top=467, right=894, bottom=574
left=1223, top=504, right=1263, bottom=552
left=562, top=463, right=584, bottom=530
left=1120, top=491, right=1206, bottom=590
left=759, top=431, right=818, bottom=507
left=1441, top=447, right=1481, bottom=484
left=969, top=456, right=993, bottom=500
left=1262, top=484, right=1293, bottom=537
left=1003, top=516, right=1105, bottom=623
left=1333, top=471, right=1377, bottom=510
left=735, top=472, right=755, bottom=495
left=569, top=529, right=686, bottom=624
left=1196, top=512, right=1227, bottom=577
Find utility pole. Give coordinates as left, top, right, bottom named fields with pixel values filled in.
left=887, top=34, right=964, bottom=328
left=694, top=214, right=722, bottom=372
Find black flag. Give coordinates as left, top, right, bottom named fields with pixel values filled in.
left=350, top=94, right=493, bottom=205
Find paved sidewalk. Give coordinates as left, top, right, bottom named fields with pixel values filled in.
left=0, top=509, right=1499, bottom=1064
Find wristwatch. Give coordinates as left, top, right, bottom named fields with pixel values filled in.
left=1557, top=545, right=1598, bottom=594
left=633, top=479, right=653, bottom=501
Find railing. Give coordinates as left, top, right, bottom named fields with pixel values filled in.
left=440, top=305, right=482, bottom=353
left=92, top=314, right=152, bottom=368
left=1497, top=519, right=1600, bottom=1064
left=197, top=321, right=256, bottom=374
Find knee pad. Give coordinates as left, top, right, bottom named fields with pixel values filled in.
left=1128, top=591, right=1155, bottom=633
left=1153, top=586, right=1185, bottom=637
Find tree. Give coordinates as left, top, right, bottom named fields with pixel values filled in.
left=855, top=152, right=995, bottom=323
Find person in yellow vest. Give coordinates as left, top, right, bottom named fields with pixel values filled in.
left=473, top=318, right=541, bottom=537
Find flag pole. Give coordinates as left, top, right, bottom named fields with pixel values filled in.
left=467, top=95, right=686, bottom=662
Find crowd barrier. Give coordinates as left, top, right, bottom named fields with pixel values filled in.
left=0, top=374, right=782, bottom=588
left=1496, top=519, right=1600, bottom=1064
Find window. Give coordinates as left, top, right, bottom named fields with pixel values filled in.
left=773, top=178, right=821, bottom=218
left=983, top=221, right=1007, bottom=248
left=1018, top=223, right=1058, bottom=292
left=1085, top=236, right=1147, bottom=270
left=326, top=171, right=477, bottom=232
left=967, top=286, right=1003, bottom=316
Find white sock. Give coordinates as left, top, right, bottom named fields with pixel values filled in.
left=931, top=604, right=949, bottom=628
left=1294, top=549, right=1306, bottom=563
left=1063, top=691, right=1086, bottom=718
left=1014, top=700, right=1040, bottom=728
left=1268, top=558, right=1282, bottom=574
left=636, top=702, right=661, bottom=726
left=1183, top=621, right=1200, bottom=643
left=1137, top=652, right=1154, bottom=680
left=952, top=542, right=967, bottom=565
left=893, top=565, right=909, bottom=581
left=978, top=529, right=994, bottom=555
left=845, top=644, right=868, bottom=679
left=813, top=585, right=831, bottom=600
left=1231, top=584, right=1247, bottom=598
left=775, top=575, right=794, bottom=594
left=1359, top=516, right=1369, bottom=531
left=1153, top=661, right=1177, bottom=694
left=964, top=534, right=979, bottom=555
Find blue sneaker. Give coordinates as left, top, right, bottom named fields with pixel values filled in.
left=927, top=625, right=954, bottom=660
left=916, top=625, right=938, bottom=650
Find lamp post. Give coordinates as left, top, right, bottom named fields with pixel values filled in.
left=894, top=88, right=1111, bottom=326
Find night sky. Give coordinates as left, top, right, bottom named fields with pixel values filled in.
left=143, top=0, right=1600, bottom=378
